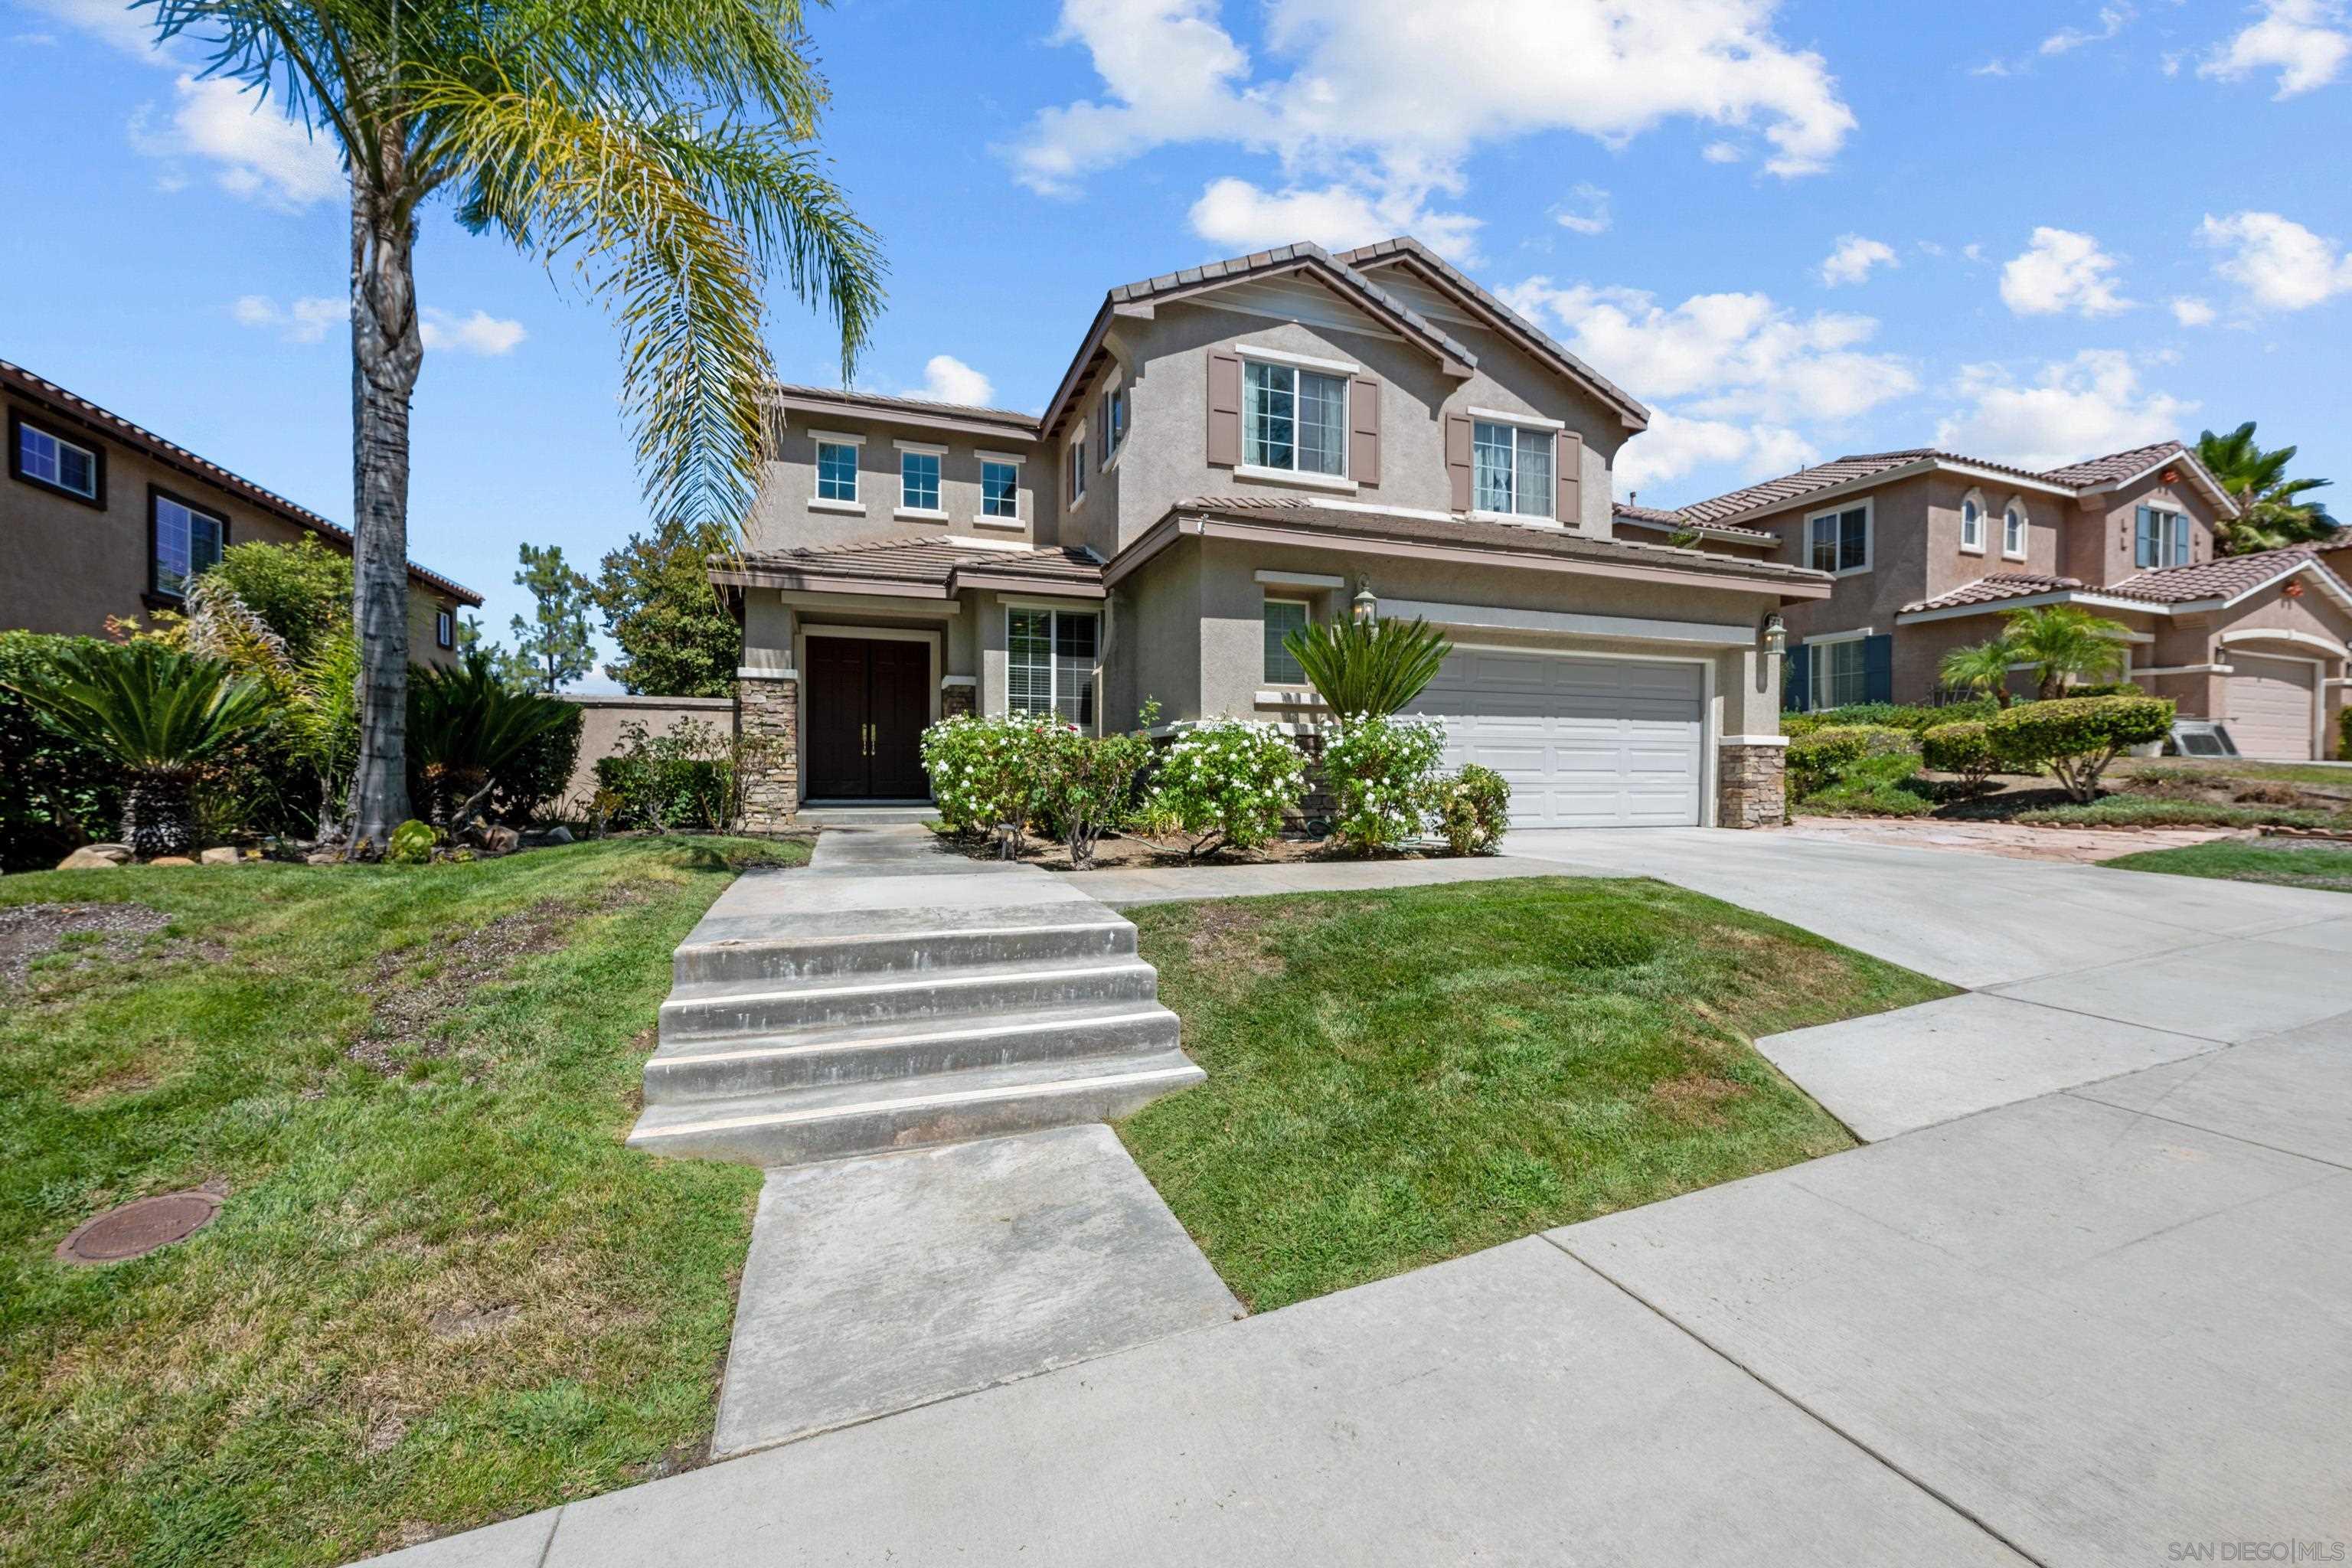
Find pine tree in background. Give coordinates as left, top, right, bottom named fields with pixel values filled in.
left=506, top=544, right=596, bottom=693
left=592, top=520, right=740, bottom=697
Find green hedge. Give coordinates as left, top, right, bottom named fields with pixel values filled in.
left=0, top=631, right=125, bottom=871
left=1783, top=697, right=2000, bottom=738
left=593, top=753, right=732, bottom=830
left=1988, top=694, right=2174, bottom=803
left=2340, top=704, right=2351, bottom=761
left=1788, top=724, right=1916, bottom=799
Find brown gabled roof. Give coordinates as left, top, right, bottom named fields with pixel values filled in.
left=2036, top=440, right=2187, bottom=487
left=1, top=358, right=482, bottom=605
left=1609, top=503, right=1777, bottom=544
left=1677, top=450, right=1947, bottom=526
left=768, top=382, right=1040, bottom=440
left=2104, top=545, right=2338, bottom=605
left=720, top=536, right=1103, bottom=596
left=1901, top=573, right=2086, bottom=615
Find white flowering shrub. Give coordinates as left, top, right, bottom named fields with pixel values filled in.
left=1139, top=719, right=1308, bottom=859
left=1323, top=714, right=1447, bottom=851
left=920, top=714, right=1052, bottom=839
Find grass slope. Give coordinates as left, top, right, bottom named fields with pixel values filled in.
left=1119, top=876, right=1952, bottom=1312
left=0, top=836, right=803, bottom=1567
left=2103, top=838, right=2352, bottom=892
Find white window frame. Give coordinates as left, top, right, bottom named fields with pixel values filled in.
left=894, top=439, right=946, bottom=520
left=1806, top=498, right=1873, bottom=578
left=1067, top=420, right=1087, bottom=509
left=2136, top=505, right=2191, bottom=570
left=976, top=451, right=1024, bottom=529
left=1005, top=605, right=1101, bottom=730
left=1804, top=626, right=1875, bottom=712
left=810, top=429, right=864, bottom=513
left=15, top=420, right=100, bottom=500
left=434, top=608, right=455, bottom=649
left=1237, top=351, right=1349, bottom=482
left=2001, top=496, right=2029, bottom=560
left=1468, top=411, right=1558, bottom=524
left=1959, top=490, right=1986, bottom=554
left=1261, top=596, right=1311, bottom=686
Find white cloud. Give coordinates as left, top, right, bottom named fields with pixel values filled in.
left=1933, top=350, right=2194, bottom=471
left=2200, top=0, right=2350, bottom=98
left=21, top=0, right=167, bottom=60
left=1187, top=176, right=1481, bottom=260
left=131, top=74, right=342, bottom=209
left=1818, top=234, right=1897, bottom=287
left=1554, top=184, right=1612, bottom=237
left=420, top=309, right=527, bottom=356
left=2170, top=296, right=2218, bottom=326
left=2041, top=5, right=2132, bottom=55
left=11, top=30, right=58, bottom=45
left=912, top=354, right=995, bottom=407
left=1998, top=227, right=2132, bottom=316
left=2197, top=209, right=2352, bottom=310
left=1011, top=0, right=1858, bottom=256
left=1615, top=409, right=1816, bottom=492
left=232, top=293, right=346, bottom=344
left=1700, top=140, right=1745, bottom=163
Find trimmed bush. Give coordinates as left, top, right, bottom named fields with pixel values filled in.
left=1430, top=763, right=1511, bottom=855
left=495, top=702, right=583, bottom=824
left=1323, top=714, right=1448, bottom=851
left=1802, top=753, right=1939, bottom=818
left=0, top=631, right=122, bottom=871
left=1920, top=720, right=2007, bottom=792
left=1988, top=694, right=2175, bottom=803
left=1138, top=719, right=1309, bottom=859
left=1787, top=724, right=1915, bottom=799
left=1784, top=697, right=1999, bottom=738
left=2340, top=704, right=2351, bottom=761
left=593, top=718, right=732, bottom=831
left=921, top=714, right=1052, bottom=840
left=1032, top=707, right=1156, bottom=869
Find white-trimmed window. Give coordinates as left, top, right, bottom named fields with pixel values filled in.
left=1810, top=638, right=1869, bottom=710
left=2002, top=498, right=2028, bottom=559
left=1960, top=492, right=1985, bottom=554
left=1263, top=597, right=1309, bottom=684
left=2135, top=505, right=2189, bottom=569
left=813, top=434, right=861, bottom=504
left=1472, top=420, right=1554, bottom=519
left=897, top=443, right=942, bottom=513
left=980, top=456, right=1021, bottom=521
left=1807, top=501, right=1871, bottom=576
left=1008, top=607, right=1098, bottom=727
left=13, top=419, right=100, bottom=500
left=435, top=608, right=455, bottom=649
left=1243, top=359, right=1346, bottom=476
left=151, top=490, right=224, bottom=599
left=1067, top=424, right=1087, bottom=506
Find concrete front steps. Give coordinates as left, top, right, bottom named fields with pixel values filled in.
left=628, top=871, right=1201, bottom=1168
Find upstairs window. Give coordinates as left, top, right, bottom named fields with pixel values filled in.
left=1263, top=598, right=1308, bottom=684
left=2003, top=502, right=2028, bottom=558
left=1808, top=502, right=1871, bottom=574
left=1068, top=424, right=1087, bottom=505
left=1008, top=608, right=1097, bottom=727
left=1472, top=420, right=1554, bottom=519
left=1960, top=495, right=1984, bottom=552
left=981, top=459, right=1021, bottom=520
left=151, top=490, right=224, bottom=599
left=814, top=439, right=859, bottom=502
left=435, top=608, right=456, bottom=649
left=899, top=448, right=942, bottom=512
left=12, top=418, right=100, bottom=501
left=2135, top=506, right=2190, bottom=569
left=1243, top=360, right=1345, bottom=476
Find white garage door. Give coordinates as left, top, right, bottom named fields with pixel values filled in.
left=2225, top=654, right=2318, bottom=760
left=1404, top=649, right=1705, bottom=828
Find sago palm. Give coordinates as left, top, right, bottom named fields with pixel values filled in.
left=2001, top=605, right=2129, bottom=700
left=408, top=648, right=579, bottom=826
left=1937, top=637, right=2020, bottom=709
left=2196, top=422, right=2339, bottom=555
left=1284, top=616, right=1452, bottom=719
left=8, top=641, right=279, bottom=858
left=138, top=0, right=887, bottom=851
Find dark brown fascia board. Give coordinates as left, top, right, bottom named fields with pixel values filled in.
left=1347, top=247, right=1650, bottom=433
left=710, top=567, right=953, bottom=599
left=771, top=390, right=1041, bottom=445
left=1106, top=511, right=1834, bottom=600
left=952, top=572, right=1105, bottom=599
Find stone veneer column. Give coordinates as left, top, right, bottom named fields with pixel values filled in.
left=940, top=678, right=977, bottom=719
left=734, top=668, right=799, bottom=831
left=1716, top=738, right=1787, bottom=829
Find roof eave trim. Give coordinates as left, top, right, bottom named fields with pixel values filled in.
left=1896, top=589, right=2167, bottom=625
left=710, top=567, right=954, bottom=599
left=2073, top=451, right=2242, bottom=518
left=772, top=390, right=1040, bottom=443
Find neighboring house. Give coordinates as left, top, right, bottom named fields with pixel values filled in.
left=716, top=238, right=1832, bottom=831
left=1629, top=442, right=2352, bottom=759
left=2, top=360, right=479, bottom=659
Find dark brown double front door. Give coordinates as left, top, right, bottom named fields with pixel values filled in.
left=805, top=635, right=932, bottom=801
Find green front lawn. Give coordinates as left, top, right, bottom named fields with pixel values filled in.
left=1117, top=877, right=1952, bottom=1312
left=2103, top=838, right=2352, bottom=893
left=0, top=835, right=805, bottom=1567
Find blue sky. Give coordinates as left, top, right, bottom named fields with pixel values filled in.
left=6, top=0, right=2350, bottom=688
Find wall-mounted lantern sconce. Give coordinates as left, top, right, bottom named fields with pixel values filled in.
left=1762, top=612, right=1786, bottom=658
left=1353, top=586, right=1378, bottom=626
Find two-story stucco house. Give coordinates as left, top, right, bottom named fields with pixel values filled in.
left=1625, top=442, right=2352, bottom=759
left=3, top=359, right=479, bottom=659
left=715, top=239, right=1834, bottom=831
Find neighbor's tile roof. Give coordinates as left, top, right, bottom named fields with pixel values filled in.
left=2036, top=440, right=2185, bottom=487
left=1609, top=503, right=1777, bottom=543
left=2103, top=545, right=2328, bottom=603
left=1164, top=495, right=1828, bottom=585
left=1900, top=573, right=2086, bottom=615
left=727, top=535, right=1102, bottom=590
left=1676, top=451, right=1942, bottom=526
left=0, top=358, right=482, bottom=604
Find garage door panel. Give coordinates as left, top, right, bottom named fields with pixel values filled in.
left=1405, top=652, right=1705, bottom=829
left=2225, top=655, right=2317, bottom=760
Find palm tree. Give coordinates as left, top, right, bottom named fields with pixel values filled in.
left=140, top=0, right=886, bottom=853
left=1937, top=636, right=2020, bottom=709
left=1284, top=616, right=1452, bottom=719
left=8, top=641, right=279, bottom=858
left=2196, top=423, right=2340, bottom=555
left=2001, top=605, right=2129, bottom=700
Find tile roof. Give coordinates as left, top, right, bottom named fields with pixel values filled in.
left=1161, top=495, right=1828, bottom=586
left=767, top=381, right=1040, bottom=434
left=1675, top=451, right=1940, bottom=526
left=1609, top=503, right=1777, bottom=544
left=1, top=359, right=482, bottom=604
left=1901, top=574, right=2086, bottom=615
left=2036, top=440, right=2185, bottom=487
left=727, top=535, right=1102, bottom=591
left=1102, top=241, right=1481, bottom=374
left=2103, top=545, right=2330, bottom=604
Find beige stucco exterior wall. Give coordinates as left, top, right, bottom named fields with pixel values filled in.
left=2062, top=474, right=2223, bottom=583
left=744, top=410, right=1054, bottom=556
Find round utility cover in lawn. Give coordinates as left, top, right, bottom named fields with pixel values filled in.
left=56, top=1190, right=222, bottom=1264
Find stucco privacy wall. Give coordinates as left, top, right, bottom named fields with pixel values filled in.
left=744, top=410, right=1055, bottom=555
left=559, top=694, right=734, bottom=803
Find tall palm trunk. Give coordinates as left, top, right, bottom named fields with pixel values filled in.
left=346, top=145, right=423, bottom=852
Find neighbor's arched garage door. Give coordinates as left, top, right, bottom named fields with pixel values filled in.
left=2224, top=652, right=2319, bottom=760
left=1403, top=648, right=1705, bottom=828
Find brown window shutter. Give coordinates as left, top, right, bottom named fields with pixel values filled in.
left=1445, top=413, right=1472, bottom=511
left=1557, top=430, right=1584, bottom=526
left=1349, top=376, right=1381, bottom=486
left=1206, top=351, right=1242, bottom=467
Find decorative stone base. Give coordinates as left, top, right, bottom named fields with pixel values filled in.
left=736, top=673, right=800, bottom=831
left=941, top=680, right=976, bottom=720
left=1717, top=741, right=1786, bottom=829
